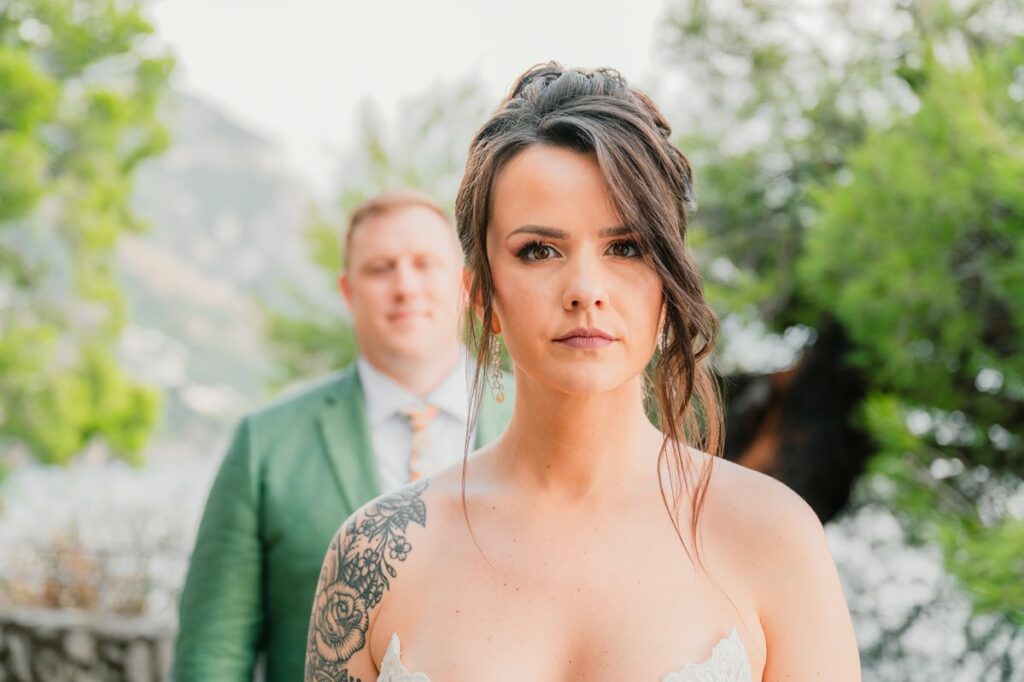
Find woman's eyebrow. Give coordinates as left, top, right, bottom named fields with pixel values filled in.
left=599, top=226, right=632, bottom=237
left=507, top=225, right=568, bottom=239
left=506, top=225, right=632, bottom=239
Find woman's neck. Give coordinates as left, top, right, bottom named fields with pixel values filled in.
left=494, top=373, right=663, bottom=500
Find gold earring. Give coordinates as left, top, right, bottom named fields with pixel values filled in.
left=489, top=334, right=505, bottom=403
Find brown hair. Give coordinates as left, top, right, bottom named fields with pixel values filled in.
left=343, top=189, right=451, bottom=267
left=456, top=63, right=723, bottom=566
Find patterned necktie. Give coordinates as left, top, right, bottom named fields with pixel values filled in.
left=400, top=404, right=440, bottom=481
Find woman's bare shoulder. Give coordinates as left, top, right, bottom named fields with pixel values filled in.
left=697, top=453, right=830, bottom=575
left=334, top=460, right=470, bottom=542
left=327, top=464, right=479, bottom=580
left=307, top=480, right=433, bottom=678
left=698, top=452, right=847, bottom=617
left=700, top=452, right=820, bottom=529
left=695, top=457, right=860, bottom=676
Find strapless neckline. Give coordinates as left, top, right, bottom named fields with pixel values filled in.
left=376, top=626, right=753, bottom=681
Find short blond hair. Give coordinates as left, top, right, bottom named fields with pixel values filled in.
left=343, top=190, right=452, bottom=267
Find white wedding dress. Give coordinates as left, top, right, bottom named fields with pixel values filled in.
left=376, top=627, right=753, bottom=681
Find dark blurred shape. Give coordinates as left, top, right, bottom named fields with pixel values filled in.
left=724, top=323, right=870, bottom=523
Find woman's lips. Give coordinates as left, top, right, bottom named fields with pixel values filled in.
left=554, top=327, right=616, bottom=349
left=554, top=335, right=615, bottom=349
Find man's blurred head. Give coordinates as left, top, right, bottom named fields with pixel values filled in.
left=340, top=191, right=464, bottom=377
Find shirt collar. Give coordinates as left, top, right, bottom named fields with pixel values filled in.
left=357, top=353, right=469, bottom=426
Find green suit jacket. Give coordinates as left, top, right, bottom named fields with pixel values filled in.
left=172, top=364, right=512, bottom=682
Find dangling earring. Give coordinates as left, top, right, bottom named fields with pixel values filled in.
left=489, top=334, right=505, bottom=403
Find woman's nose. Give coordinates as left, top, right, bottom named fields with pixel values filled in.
left=562, top=255, right=607, bottom=311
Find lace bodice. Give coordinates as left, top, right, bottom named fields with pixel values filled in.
left=376, top=627, right=753, bottom=681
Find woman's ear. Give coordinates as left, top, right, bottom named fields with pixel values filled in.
left=464, top=268, right=502, bottom=334
left=464, top=269, right=482, bottom=319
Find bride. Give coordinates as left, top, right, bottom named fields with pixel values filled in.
left=306, top=63, right=861, bottom=682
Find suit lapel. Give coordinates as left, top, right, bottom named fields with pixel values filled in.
left=316, top=369, right=382, bottom=512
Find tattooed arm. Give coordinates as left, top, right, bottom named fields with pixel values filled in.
left=305, top=481, right=429, bottom=682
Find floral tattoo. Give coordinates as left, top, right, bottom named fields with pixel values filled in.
left=305, top=481, right=429, bottom=682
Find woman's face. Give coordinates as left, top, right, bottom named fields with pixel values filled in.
left=487, top=144, right=664, bottom=397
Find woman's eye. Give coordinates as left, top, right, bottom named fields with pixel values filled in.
left=516, top=241, right=557, bottom=262
left=609, top=240, right=641, bottom=258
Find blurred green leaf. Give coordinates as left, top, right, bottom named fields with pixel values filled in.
left=664, top=0, right=1024, bottom=620
left=0, top=0, right=173, bottom=467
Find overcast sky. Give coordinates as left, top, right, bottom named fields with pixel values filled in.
left=149, top=0, right=672, bottom=194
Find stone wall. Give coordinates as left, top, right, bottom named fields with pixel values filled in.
left=0, top=608, right=174, bottom=682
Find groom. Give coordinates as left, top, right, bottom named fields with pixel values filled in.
left=172, top=191, right=513, bottom=682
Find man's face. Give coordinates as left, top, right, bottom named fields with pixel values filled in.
left=341, top=205, right=464, bottom=368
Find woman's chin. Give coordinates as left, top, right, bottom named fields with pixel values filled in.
left=533, top=370, right=637, bottom=399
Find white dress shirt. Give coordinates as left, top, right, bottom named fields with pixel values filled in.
left=357, top=355, right=473, bottom=494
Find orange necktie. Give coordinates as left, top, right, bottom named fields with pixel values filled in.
left=400, top=405, right=439, bottom=481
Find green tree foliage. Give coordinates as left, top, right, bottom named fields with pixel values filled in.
left=264, top=79, right=492, bottom=385
left=663, top=0, right=1023, bottom=621
left=0, top=1, right=173, bottom=466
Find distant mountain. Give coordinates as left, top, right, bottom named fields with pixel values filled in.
left=119, top=93, right=342, bottom=453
